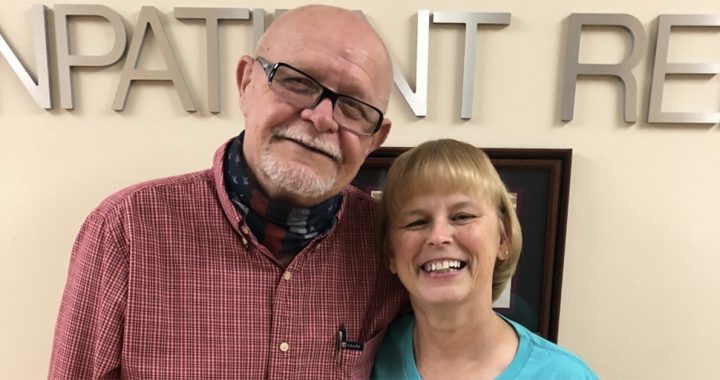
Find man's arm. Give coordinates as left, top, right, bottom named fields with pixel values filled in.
left=49, top=207, right=128, bottom=379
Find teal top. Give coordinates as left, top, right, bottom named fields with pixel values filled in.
left=371, top=314, right=598, bottom=380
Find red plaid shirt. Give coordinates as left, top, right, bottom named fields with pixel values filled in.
left=49, top=140, right=407, bottom=379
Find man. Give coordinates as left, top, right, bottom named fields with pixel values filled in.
left=49, top=5, right=405, bottom=379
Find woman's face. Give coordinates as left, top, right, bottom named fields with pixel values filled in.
left=389, top=191, right=506, bottom=309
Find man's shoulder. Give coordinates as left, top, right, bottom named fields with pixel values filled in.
left=93, top=169, right=214, bottom=219
left=341, top=185, right=379, bottom=208
left=336, top=185, right=380, bottom=226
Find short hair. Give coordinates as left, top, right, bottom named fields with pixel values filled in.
left=377, top=139, right=523, bottom=301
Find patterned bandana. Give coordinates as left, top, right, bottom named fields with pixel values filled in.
left=224, top=133, right=341, bottom=256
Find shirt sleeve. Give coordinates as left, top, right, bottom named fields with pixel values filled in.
left=48, top=206, right=129, bottom=379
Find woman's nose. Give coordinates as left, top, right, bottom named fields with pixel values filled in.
left=427, top=222, right=452, bottom=247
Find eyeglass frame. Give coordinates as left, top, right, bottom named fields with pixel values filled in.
left=255, top=56, right=385, bottom=137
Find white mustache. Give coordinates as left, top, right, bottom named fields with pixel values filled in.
left=273, top=127, right=344, bottom=163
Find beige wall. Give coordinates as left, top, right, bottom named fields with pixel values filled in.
left=2, top=0, right=719, bottom=378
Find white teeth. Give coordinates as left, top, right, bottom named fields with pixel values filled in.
left=423, top=260, right=463, bottom=273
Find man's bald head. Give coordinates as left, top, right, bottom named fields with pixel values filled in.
left=255, top=5, right=393, bottom=108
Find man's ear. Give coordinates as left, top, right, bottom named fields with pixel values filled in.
left=366, top=118, right=392, bottom=154
left=236, top=55, right=255, bottom=112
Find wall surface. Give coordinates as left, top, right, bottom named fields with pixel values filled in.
left=1, top=0, right=719, bottom=379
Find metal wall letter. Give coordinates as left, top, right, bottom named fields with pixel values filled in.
left=113, top=6, right=196, bottom=112
left=393, top=10, right=430, bottom=117
left=561, top=13, right=646, bottom=122
left=0, top=5, right=51, bottom=109
left=252, top=9, right=266, bottom=50
left=432, top=11, right=511, bottom=120
left=54, top=5, right=127, bottom=110
left=174, top=8, right=250, bottom=113
left=648, top=15, right=720, bottom=124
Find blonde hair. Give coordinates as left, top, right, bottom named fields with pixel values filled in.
left=377, top=139, right=523, bottom=301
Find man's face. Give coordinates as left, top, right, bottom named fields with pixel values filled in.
left=236, top=8, right=392, bottom=207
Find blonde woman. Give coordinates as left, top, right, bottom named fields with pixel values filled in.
left=372, top=139, right=596, bottom=379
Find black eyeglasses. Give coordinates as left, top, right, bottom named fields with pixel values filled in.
left=255, top=56, right=384, bottom=137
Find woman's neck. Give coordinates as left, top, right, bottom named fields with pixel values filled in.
left=412, top=302, right=518, bottom=380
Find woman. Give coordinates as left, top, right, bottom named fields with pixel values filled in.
left=372, top=139, right=597, bottom=379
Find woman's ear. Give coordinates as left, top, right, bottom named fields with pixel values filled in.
left=497, top=235, right=510, bottom=261
left=498, top=249, right=509, bottom=261
left=497, top=213, right=510, bottom=261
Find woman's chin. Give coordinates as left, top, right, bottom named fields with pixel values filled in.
left=412, top=287, right=472, bottom=309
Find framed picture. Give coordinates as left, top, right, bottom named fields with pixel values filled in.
left=352, top=147, right=572, bottom=343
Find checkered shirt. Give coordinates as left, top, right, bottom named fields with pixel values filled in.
left=48, top=140, right=407, bottom=379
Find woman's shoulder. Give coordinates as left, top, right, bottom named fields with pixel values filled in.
left=387, top=313, right=415, bottom=335
left=371, top=313, right=419, bottom=380
left=374, top=313, right=415, bottom=361
left=500, top=316, right=598, bottom=380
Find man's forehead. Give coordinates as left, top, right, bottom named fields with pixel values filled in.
left=259, top=6, right=385, bottom=59
left=270, top=5, right=362, bottom=30
left=291, top=50, right=380, bottom=101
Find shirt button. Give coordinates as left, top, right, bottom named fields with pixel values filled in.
left=283, top=271, right=292, bottom=280
left=240, top=225, right=250, bottom=235
left=279, top=342, right=290, bottom=352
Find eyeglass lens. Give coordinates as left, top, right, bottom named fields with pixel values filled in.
left=268, top=64, right=381, bottom=135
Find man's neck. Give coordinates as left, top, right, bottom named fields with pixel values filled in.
left=224, top=135, right=341, bottom=265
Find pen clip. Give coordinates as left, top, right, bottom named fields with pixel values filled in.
left=336, top=324, right=346, bottom=366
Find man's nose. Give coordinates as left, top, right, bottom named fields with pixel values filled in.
left=301, top=98, right=339, bottom=133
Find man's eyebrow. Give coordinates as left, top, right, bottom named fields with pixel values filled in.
left=326, top=78, right=368, bottom=100
left=295, top=63, right=373, bottom=101
left=336, top=82, right=378, bottom=108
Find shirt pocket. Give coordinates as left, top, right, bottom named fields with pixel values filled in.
left=336, top=329, right=386, bottom=379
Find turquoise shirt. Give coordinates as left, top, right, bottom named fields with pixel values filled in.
left=371, top=314, right=598, bottom=380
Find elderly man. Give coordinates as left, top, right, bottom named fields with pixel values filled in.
left=49, top=5, right=405, bottom=379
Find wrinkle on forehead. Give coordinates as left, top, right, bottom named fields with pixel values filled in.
left=291, top=44, right=381, bottom=99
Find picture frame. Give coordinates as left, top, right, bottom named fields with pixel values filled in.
left=352, top=147, right=572, bottom=343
